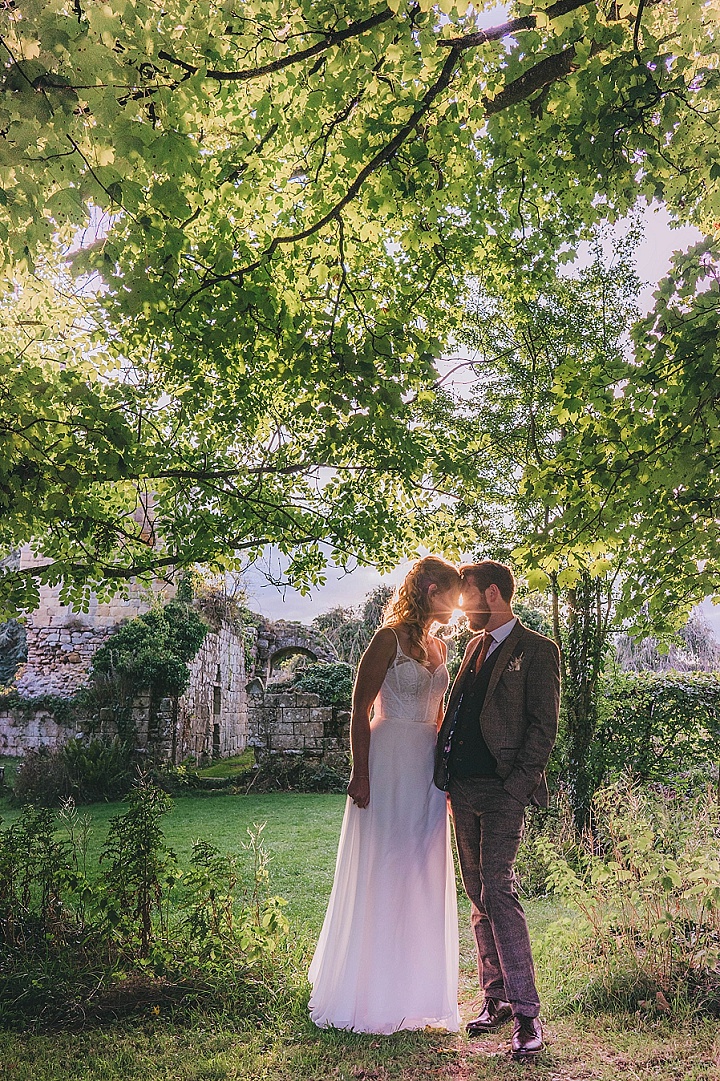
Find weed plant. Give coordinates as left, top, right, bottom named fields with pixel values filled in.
left=535, top=778, right=720, bottom=1016
left=0, top=781, right=288, bottom=1028
left=515, top=785, right=580, bottom=898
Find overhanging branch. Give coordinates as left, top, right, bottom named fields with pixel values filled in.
left=484, top=39, right=605, bottom=115
left=437, top=0, right=595, bottom=50
left=157, top=9, right=394, bottom=82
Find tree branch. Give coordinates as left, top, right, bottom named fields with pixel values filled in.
left=157, top=9, right=394, bottom=83
left=438, top=0, right=595, bottom=50
left=633, top=0, right=648, bottom=53
left=177, top=43, right=465, bottom=308
left=484, top=39, right=605, bottom=115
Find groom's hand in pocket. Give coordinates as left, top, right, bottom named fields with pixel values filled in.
left=347, top=773, right=370, bottom=808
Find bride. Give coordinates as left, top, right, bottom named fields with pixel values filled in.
left=308, top=556, right=462, bottom=1034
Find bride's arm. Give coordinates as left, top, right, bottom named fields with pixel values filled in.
left=347, top=628, right=396, bottom=809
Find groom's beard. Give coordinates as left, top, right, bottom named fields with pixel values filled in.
left=466, top=611, right=491, bottom=631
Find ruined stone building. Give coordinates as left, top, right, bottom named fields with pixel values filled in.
left=0, top=546, right=344, bottom=765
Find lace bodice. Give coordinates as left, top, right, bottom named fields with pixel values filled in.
left=373, top=633, right=450, bottom=726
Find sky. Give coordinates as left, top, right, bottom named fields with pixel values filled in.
left=242, top=204, right=719, bottom=637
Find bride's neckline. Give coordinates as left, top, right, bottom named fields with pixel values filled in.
left=394, top=635, right=446, bottom=676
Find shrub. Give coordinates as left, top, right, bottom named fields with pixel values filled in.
left=293, top=661, right=353, bottom=707
left=591, top=670, right=720, bottom=790
left=251, top=754, right=350, bottom=793
left=535, top=779, right=720, bottom=1015
left=147, top=758, right=201, bottom=794
left=62, top=736, right=134, bottom=803
left=91, top=599, right=208, bottom=701
left=0, top=783, right=289, bottom=1026
left=12, top=737, right=134, bottom=806
left=12, top=747, right=72, bottom=807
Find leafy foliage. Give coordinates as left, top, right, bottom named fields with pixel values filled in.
left=62, top=735, right=134, bottom=803
left=0, top=688, right=81, bottom=726
left=591, top=672, right=720, bottom=789
left=0, top=804, right=76, bottom=950
left=10, top=747, right=73, bottom=808
left=2, top=0, right=719, bottom=611
left=177, top=830, right=288, bottom=968
left=536, top=781, right=720, bottom=1014
left=521, top=240, right=720, bottom=635
left=293, top=662, right=354, bottom=707
left=91, top=599, right=208, bottom=700
left=250, top=755, right=350, bottom=793
left=99, top=782, right=177, bottom=957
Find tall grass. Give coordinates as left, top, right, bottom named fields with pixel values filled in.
left=534, top=780, right=720, bottom=1016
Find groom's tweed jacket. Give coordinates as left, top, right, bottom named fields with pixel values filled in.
left=434, top=620, right=560, bottom=807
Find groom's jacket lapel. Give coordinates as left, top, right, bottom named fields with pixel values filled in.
left=446, top=620, right=526, bottom=722
left=480, top=620, right=526, bottom=716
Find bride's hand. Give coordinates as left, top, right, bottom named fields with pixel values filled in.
left=347, top=772, right=370, bottom=808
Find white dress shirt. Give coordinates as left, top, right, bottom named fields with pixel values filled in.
left=485, top=616, right=517, bottom=658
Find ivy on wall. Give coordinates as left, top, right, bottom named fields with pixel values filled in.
left=0, top=619, right=27, bottom=686
left=91, top=598, right=208, bottom=702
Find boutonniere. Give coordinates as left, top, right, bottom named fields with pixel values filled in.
left=506, top=653, right=524, bottom=672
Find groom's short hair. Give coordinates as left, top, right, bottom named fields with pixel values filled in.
left=459, top=561, right=515, bottom=603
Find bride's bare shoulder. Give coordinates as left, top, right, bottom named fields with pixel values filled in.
left=357, top=627, right=398, bottom=675
left=366, top=626, right=399, bottom=655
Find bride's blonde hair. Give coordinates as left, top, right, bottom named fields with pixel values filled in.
left=383, top=556, right=461, bottom=662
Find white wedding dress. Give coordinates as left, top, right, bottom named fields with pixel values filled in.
left=308, top=634, right=460, bottom=1034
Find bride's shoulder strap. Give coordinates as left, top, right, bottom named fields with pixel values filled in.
left=383, top=625, right=402, bottom=659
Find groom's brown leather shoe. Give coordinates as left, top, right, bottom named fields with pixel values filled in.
left=511, top=1014, right=543, bottom=1059
left=465, top=998, right=513, bottom=1035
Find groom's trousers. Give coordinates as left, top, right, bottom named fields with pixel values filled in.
left=449, top=776, right=541, bottom=1018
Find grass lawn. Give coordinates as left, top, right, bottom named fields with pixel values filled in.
left=0, top=786, right=718, bottom=1080
left=195, top=750, right=256, bottom=779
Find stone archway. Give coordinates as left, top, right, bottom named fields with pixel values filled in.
left=253, top=619, right=338, bottom=683
left=269, top=645, right=318, bottom=675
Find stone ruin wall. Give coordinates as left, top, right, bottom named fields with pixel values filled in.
left=176, top=618, right=248, bottom=763
left=0, top=703, right=73, bottom=758
left=0, top=554, right=250, bottom=762
left=248, top=689, right=350, bottom=771
left=249, top=618, right=338, bottom=680
left=0, top=557, right=348, bottom=766
left=0, top=616, right=250, bottom=764
left=9, top=542, right=175, bottom=698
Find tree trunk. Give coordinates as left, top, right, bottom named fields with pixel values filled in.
left=561, top=572, right=611, bottom=833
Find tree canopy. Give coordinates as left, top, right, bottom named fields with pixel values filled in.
left=1, top=0, right=719, bottom=615
left=523, top=239, right=720, bottom=635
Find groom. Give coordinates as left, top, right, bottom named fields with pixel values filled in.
left=434, top=560, right=560, bottom=1060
